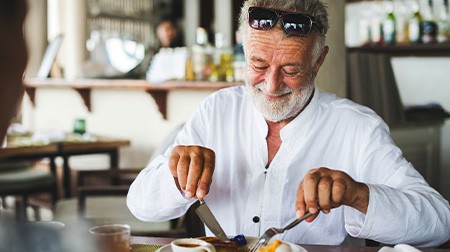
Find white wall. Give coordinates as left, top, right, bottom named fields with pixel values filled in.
left=22, top=88, right=214, bottom=169
left=316, top=0, right=346, bottom=98
left=24, top=0, right=47, bottom=77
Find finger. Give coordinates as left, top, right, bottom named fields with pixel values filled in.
left=184, top=151, right=204, bottom=198
left=176, top=154, right=191, bottom=192
left=302, top=171, right=321, bottom=214
left=168, top=148, right=181, bottom=178
left=295, top=182, right=307, bottom=219
left=331, top=178, right=347, bottom=207
left=317, top=175, right=332, bottom=214
left=196, top=151, right=215, bottom=198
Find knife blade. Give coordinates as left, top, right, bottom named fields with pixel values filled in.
left=195, top=198, right=230, bottom=242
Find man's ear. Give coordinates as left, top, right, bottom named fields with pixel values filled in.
left=313, top=45, right=329, bottom=78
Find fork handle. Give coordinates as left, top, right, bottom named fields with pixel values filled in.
left=283, top=211, right=313, bottom=230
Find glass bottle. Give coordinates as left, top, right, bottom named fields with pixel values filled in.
left=394, top=0, right=409, bottom=44
left=185, top=48, right=195, bottom=81
left=409, top=0, right=423, bottom=44
left=383, top=0, right=396, bottom=45
left=213, top=32, right=234, bottom=82
left=191, top=27, right=213, bottom=81
left=433, top=0, right=449, bottom=42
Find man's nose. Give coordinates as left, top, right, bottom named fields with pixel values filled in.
left=264, top=69, right=283, bottom=95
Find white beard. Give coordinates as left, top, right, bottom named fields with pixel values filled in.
left=246, top=80, right=315, bottom=122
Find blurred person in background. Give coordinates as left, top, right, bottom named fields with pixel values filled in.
left=155, top=16, right=183, bottom=49
left=0, top=0, right=27, bottom=142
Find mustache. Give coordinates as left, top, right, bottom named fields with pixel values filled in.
left=254, top=83, right=293, bottom=96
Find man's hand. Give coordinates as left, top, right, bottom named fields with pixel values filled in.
left=169, top=145, right=215, bottom=199
left=295, top=167, right=369, bottom=221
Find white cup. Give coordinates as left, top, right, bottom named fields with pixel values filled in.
left=171, top=238, right=216, bottom=252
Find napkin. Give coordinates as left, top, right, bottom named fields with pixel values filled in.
left=378, top=244, right=423, bottom=252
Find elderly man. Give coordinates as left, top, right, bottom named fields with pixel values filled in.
left=128, top=0, right=450, bottom=247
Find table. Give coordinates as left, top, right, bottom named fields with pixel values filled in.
left=0, top=134, right=130, bottom=198
left=130, top=236, right=450, bottom=252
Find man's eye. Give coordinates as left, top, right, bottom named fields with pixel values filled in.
left=253, top=65, right=268, bottom=71
left=282, top=67, right=302, bottom=77
left=283, top=70, right=299, bottom=77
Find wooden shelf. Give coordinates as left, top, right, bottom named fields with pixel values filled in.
left=347, top=43, right=450, bottom=57
left=24, top=78, right=242, bottom=120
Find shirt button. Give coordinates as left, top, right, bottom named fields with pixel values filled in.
left=253, top=216, right=260, bottom=223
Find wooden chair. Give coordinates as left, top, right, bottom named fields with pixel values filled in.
left=0, top=160, right=57, bottom=221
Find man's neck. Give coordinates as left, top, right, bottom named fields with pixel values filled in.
left=264, top=88, right=315, bottom=166
left=265, top=119, right=290, bottom=167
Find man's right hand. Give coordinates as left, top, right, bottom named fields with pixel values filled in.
left=169, top=145, right=215, bottom=199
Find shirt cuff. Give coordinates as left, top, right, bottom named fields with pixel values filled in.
left=344, top=184, right=376, bottom=238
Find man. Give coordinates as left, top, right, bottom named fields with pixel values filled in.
left=128, top=0, right=450, bottom=247
left=156, top=17, right=183, bottom=49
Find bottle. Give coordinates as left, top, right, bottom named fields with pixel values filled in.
left=409, top=0, right=423, bottom=44
left=191, top=27, right=214, bottom=81
left=383, top=0, right=396, bottom=45
left=213, top=32, right=234, bottom=82
left=433, top=0, right=449, bottom=43
left=395, top=0, right=409, bottom=44
left=419, top=0, right=438, bottom=43
left=185, top=48, right=195, bottom=81
left=233, top=31, right=246, bottom=82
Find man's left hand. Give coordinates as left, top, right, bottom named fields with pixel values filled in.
left=295, top=167, right=369, bottom=221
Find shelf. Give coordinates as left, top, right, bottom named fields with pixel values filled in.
left=347, top=43, right=450, bottom=57
left=24, top=78, right=242, bottom=120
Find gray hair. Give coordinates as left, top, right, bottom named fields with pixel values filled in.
left=238, top=0, right=328, bottom=62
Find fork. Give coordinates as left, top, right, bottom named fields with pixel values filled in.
left=249, top=211, right=314, bottom=252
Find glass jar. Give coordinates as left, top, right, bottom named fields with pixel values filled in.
left=421, top=21, right=438, bottom=43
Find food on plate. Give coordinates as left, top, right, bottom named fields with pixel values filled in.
left=198, top=235, right=247, bottom=252
left=258, top=240, right=292, bottom=252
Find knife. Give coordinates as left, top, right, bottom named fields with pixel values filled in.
left=195, top=198, right=230, bottom=242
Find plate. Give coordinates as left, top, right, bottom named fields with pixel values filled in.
left=155, top=238, right=308, bottom=252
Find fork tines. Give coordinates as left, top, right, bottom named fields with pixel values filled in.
left=249, top=239, right=266, bottom=252
left=250, top=235, right=271, bottom=252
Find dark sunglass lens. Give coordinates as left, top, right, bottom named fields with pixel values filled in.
left=249, top=8, right=278, bottom=30
left=283, top=14, right=312, bottom=36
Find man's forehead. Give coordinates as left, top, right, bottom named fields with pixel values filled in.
left=247, top=29, right=315, bottom=53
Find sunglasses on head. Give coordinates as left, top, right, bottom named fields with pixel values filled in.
left=248, top=6, right=322, bottom=37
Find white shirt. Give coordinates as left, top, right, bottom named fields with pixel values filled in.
left=127, top=86, right=450, bottom=247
